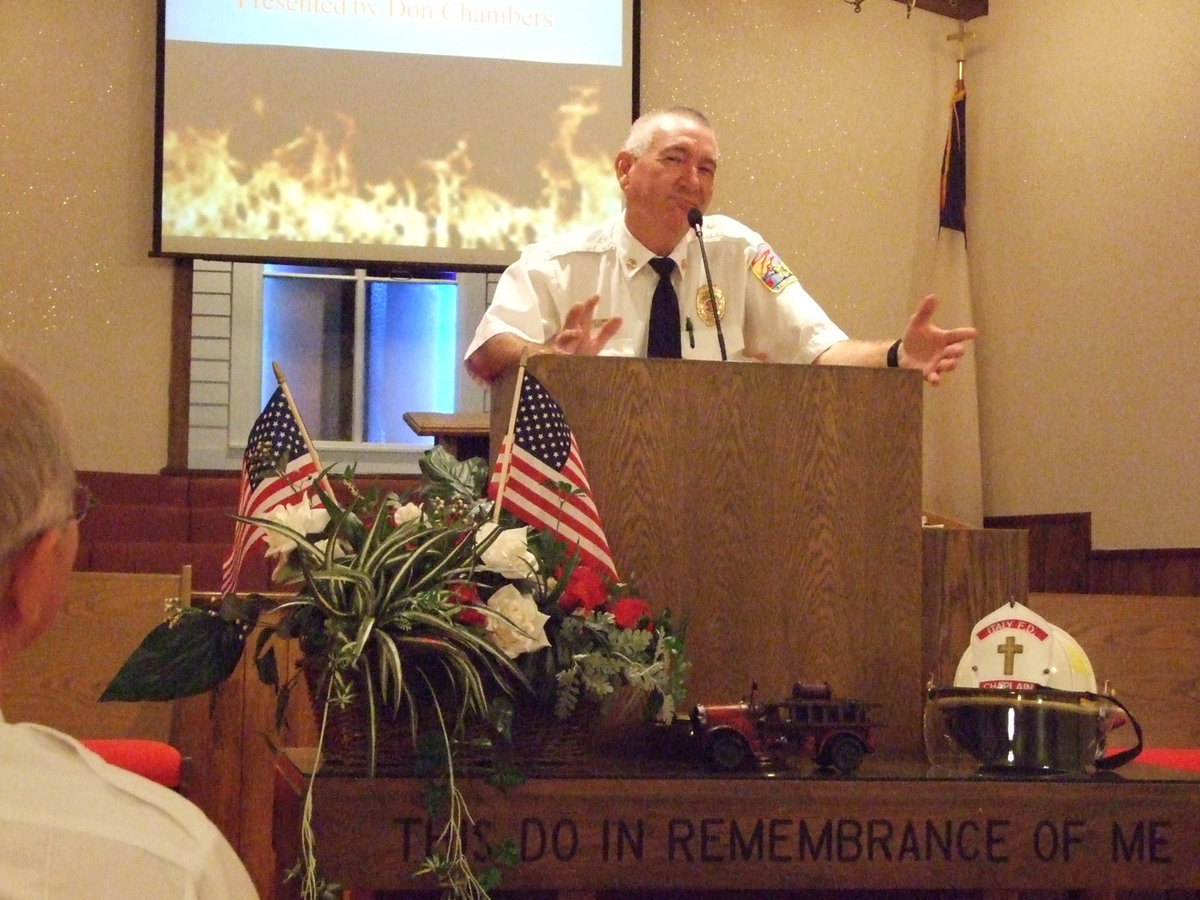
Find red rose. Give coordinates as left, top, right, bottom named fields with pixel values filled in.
left=558, top=564, right=608, bottom=613
left=448, top=582, right=486, bottom=627
left=612, top=597, right=652, bottom=630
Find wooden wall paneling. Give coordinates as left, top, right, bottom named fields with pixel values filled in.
left=1099, top=552, right=1158, bottom=596
left=238, top=630, right=288, bottom=900
left=1090, top=548, right=1200, bottom=598
left=172, top=623, right=317, bottom=900
left=987, top=512, right=1200, bottom=598
left=1033, top=592, right=1200, bottom=750
left=171, top=692, right=219, bottom=816
left=248, top=626, right=323, bottom=899
left=253, top=636, right=322, bottom=900
left=172, top=693, right=224, bottom=823
left=175, top=651, right=250, bottom=850
left=280, top=638, right=320, bottom=749
left=167, top=258, right=194, bottom=471
left=1152, top=549, right=1200, bottom=596
left=984, top=512, right=1091, bottom=593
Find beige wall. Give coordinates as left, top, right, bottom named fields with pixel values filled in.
left=969, top=0, right=1200, bottom=550
left=2, top=1, right=1197, bottom=550
left=1, top=3, right=175, bottom=472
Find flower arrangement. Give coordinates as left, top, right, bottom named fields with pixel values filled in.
left=104, top=446, right=687, bottom=899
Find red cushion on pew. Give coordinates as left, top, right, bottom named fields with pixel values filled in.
left=81, top=738, right=183, bottom=789
left=1131, top=747, right=1200, bottom=772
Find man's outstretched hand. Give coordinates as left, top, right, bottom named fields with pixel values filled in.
left=465, top=294, right=623, bottom=383
left=549, top=294, right=623, bottom=356
left=899, top=294, right=978, bottom=385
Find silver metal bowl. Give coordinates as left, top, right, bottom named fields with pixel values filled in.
left=924, top=686, right=1141, bottom=774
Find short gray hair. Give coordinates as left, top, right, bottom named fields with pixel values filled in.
left=621, top=106, right=717, bottom=158
left=0, top=357, right=75, bottom=568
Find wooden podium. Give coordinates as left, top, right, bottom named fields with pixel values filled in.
left=493, top=356, right=925, bottom=756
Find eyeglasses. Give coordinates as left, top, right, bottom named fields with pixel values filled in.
left=72, top=484, right=99, bottom=524
left=0, top=484, right=97, bottom=564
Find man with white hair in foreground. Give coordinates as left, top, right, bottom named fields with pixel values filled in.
left=0, top=354, right=258, bottom=898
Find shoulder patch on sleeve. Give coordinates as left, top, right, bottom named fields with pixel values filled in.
left=750, top=243, right=797, bottom=293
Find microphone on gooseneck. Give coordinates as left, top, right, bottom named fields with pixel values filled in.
left=687, top=208, right=727, bottom=361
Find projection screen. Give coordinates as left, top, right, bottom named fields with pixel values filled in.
left=153, top=0, right=639, bottom=271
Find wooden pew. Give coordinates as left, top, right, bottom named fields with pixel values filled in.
left=3, top=570, right=179, bottom=742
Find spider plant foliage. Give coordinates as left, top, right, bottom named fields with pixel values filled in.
left=103, top=446, right=689, bottom=899
left=256, top=455, right=526, bottom=766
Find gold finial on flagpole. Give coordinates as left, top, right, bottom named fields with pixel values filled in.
left=947, top=20, right=974, bottom=85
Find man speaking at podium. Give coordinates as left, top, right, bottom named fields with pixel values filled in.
left=466, top=106, right=975, bottom=385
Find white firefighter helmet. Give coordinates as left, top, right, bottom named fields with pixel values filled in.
left=953, top=599, right=1097, bottom=693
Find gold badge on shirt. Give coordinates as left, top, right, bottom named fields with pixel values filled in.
left=695, top=284, right=726, bottom=326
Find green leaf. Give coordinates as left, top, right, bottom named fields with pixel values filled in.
left=255, top=644, right=280, bottom=689
left=100, top=610, right=248, bottom=702
left=418, top=446, right=488, bottom=502
left=273, top=680, right=292, bottom=732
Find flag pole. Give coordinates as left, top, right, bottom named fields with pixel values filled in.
left=947, top=20, right=972, bottom=88
left=272, top=362, right=335, bottom=495
left=489, top=352, right=528, bottom=523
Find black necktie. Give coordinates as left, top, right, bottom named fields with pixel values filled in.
left=647, top=257, right=681, bottom=359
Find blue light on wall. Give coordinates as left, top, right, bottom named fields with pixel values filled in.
left=260, top=266, right=458, bottom=446
left=365, top=280, right=458, bottom=445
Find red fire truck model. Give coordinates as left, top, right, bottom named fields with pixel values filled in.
left=691, top=681, right=878, bottom=774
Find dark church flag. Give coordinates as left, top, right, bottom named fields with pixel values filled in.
left=923, top=75, right=983, bottom=526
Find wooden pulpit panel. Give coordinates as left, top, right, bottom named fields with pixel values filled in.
left=493, top=357, right=925, bottom=756
left=921, top=527, right=1029, bottom=689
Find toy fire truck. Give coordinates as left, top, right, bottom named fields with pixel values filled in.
left=691, top=681, right=878, bottom=774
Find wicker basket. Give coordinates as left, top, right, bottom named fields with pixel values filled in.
left=303, top=661, right=632, bottom=775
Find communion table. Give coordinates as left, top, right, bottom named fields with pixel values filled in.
left=273, top=746, right=1200, bottom=898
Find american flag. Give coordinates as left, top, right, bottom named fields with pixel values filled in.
left=489, top=372, right=617, bottom=581
left=220, top=386, right=319, bottom=595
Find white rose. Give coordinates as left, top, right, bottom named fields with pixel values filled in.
left=391, top=501, right=422, bottom=528
left=484, top=584, right=551, bottom=659
left=262, top=494, right=330, bottom=563
left=476, top=522, right=538, bottom=579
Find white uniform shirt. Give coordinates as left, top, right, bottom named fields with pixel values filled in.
left=0, top=710, right=258, bottom=898
left=466, top=214, right=848, bottom=364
